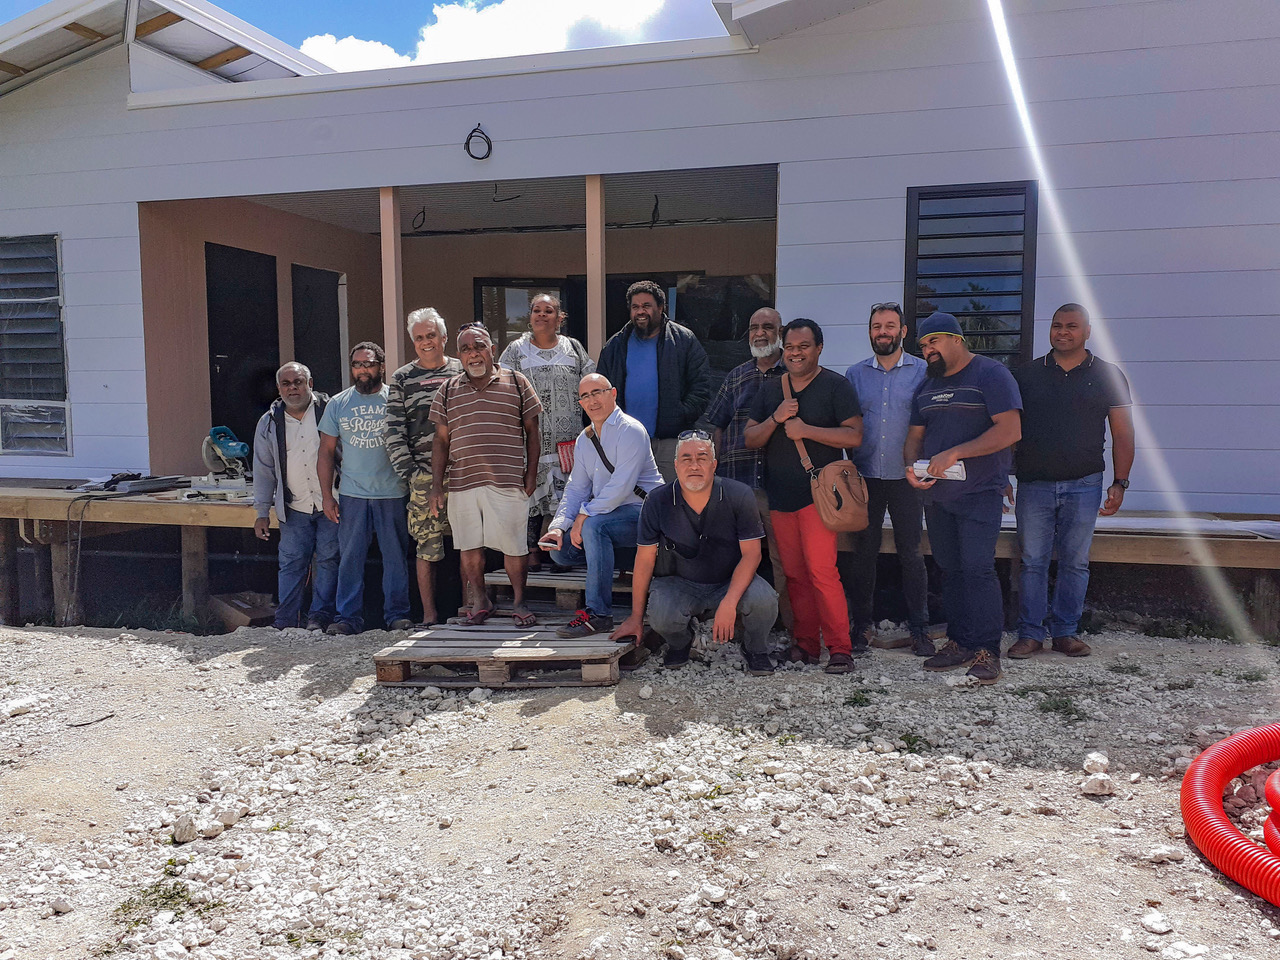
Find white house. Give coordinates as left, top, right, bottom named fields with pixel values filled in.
left=0, top=0, right=1276, bottom=513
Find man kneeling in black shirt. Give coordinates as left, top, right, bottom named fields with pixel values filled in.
left=612, top=431, right=779, bottom=674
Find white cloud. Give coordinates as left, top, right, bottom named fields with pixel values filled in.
left=299, top=34, right=410, bottom=72
left=301, top=0, right=726, bottom=73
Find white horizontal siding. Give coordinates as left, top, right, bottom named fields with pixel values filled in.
left=0, top=0, right=1275, bottom=508
left=0, top=199, right=147, bottom=477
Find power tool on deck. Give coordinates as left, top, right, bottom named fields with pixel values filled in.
left=188, top=426, right=250, bottom=497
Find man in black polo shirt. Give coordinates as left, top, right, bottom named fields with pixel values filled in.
left=1008, top=303, right=1134, bottom=660
left=611, top=432, right=779, bottom=675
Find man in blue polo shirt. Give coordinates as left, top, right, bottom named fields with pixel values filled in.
left=842, top=302, right=931, bottom=656
left=612, top=432, right=778, bottom=675
left=904, top=313, right=1021, bottom=684
left=1008, top=303, right=1134, bottom=660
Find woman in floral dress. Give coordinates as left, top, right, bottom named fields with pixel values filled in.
left=498, top=293, right=595, bottom=565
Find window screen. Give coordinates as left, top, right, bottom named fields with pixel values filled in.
left=0, top=235, right=69, bottom=453
left=905, top=182, right=1038, bottom=366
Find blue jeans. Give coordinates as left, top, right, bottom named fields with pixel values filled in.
left=548, top=503, right=642, bottom=617
left=274, top=507, right=340, bottom=628
left=648, top=574, right=778, bottom=655
left=335, top=495, right=411, bottom=632
left=1016, top=472, right=1103, bottom=641
left=924, top=492, right=1004, bottom=654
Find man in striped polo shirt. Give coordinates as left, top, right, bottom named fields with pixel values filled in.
left=430, top=323, right=542, bottom=626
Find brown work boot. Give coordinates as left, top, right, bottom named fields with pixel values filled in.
left=1052, top=635, right=1092, bottom=657
left=1007, top=637, right=1043, bottom=659
left=966, top=650, right=1003, bottom=684
left=922, top=640, right=975, bottom=672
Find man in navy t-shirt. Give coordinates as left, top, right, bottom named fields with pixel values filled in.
left=611, top=432, right=778, bottom=676
left=904, top=313, right=1021, bottom=684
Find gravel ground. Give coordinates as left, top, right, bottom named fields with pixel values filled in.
left=2, top=621, right=1279, bottom=960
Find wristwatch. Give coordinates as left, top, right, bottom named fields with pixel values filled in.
left=1112, top=479, right=1129, bottom=489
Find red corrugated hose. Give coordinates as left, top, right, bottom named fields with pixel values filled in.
left=1180, top=723, right=1280, bottom=906
left=1264, top=770, right=1280, bottom=857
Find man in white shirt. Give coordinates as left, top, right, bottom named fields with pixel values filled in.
left=252, top=362, right=339, bottom=630
left=542, top=373, right=664, bottom=637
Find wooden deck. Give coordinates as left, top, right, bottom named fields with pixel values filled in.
left=0, top=485, right=267, bottom=626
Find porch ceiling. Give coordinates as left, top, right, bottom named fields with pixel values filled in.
left=246, top=165, right=779, bottom=237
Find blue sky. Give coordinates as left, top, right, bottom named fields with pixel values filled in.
left=0, top=0, right=729, bottom=70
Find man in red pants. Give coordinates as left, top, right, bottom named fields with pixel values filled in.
left=744, top=318, right=863, bottom=674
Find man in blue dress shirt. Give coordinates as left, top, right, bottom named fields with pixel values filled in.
left=542, top=374, right=664, bottom=637
left=842, top=303, right=932, bottom=656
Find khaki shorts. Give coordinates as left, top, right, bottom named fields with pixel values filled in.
left=446, top=485, right=530, bottom=556
left=408, top=472, right=450, bottom=562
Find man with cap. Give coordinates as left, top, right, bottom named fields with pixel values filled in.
left=904, top=312, right=1021, bottom=684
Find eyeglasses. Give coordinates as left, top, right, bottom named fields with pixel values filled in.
left=350, top=360, right=380, bottom=370
left=677, top=429, right=712, bottom=442
left=578, top=388, right=610, bottom=402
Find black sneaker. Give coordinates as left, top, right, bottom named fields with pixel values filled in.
left=911, top=630, right=936, bottom=658
left=663, top=645, right=691, bottom=669
left=325, top=621, right=356, bottom=636
left=387, top=618, right=415, bottom=631
left=744, top=652, right=774, bottom=676
left=305, top=617, right=328, bottom=632
left=922, top=640, right=975, bottom=672
left=556, top=610, right=614, bottom=638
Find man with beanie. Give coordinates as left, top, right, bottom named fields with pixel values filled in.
left=904, top=312, right=1021, bottom=684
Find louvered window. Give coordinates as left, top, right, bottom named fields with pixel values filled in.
left=0, top=235, right=69, bottom=453
left=905, top=181, right=1038, bottom=366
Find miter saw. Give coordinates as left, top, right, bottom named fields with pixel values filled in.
left=186, top=426, right=250, bottom=498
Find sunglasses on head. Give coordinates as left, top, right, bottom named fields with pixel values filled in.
left=677, top=428, right=712, bottom=442
left=870, top=302, right=902, bottom=315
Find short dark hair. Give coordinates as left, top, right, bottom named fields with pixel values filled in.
left=1052, top=302, right=1090, bottom=323
left=626, top=280, right=666, bottom=313
left=783, top=317, right=823, bottom=347
left=868, top=302, right=904, bottom=325
left=349, top=341, right=385, bottom=364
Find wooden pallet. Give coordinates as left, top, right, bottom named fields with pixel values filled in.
left=485, top=569, right=632, bottom=609
left=373, top=627, right=635, bottom=688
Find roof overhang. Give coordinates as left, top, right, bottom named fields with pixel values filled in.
left=0, top=0, right=329, bottom=100
left=714, top=0, right=881, bottom=44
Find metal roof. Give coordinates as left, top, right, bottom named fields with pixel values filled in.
left=0, top=0, right=329, bottom=99
left=247, top=165, right=779, bottom=237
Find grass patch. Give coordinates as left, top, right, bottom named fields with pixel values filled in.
left=777, top=733, right=798, bottom=746
left=267, top=819, right=293, bottom=832
left=99, top=596, right=225, bottom=636
left=1107, top=662, right=1146, bottom=676
left=1236, top=669, right=1268, bottom=682
left=843, top=690, right=873, bottom=707
left=96, top=880, right=224, bottom=954
left=1037, top=694, right=1085, bottom=722
left=1164, top=677, right=1195, bottom=691
left=900, top=732, right=928, bottom=754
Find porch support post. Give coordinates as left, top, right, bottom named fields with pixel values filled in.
left=379, top=186, right=405, bottom=371
left=585, top=174, right=607, bottom=359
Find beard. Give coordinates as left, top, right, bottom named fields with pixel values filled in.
left=926, top=357, right=948, bottom=378
left=871, top=335, right=902, bottom=356
left=749, top=341, right=780, bottom=360
left=354, top=374, right=382, bottom=394
left=283, top=393, right=312, bottom=412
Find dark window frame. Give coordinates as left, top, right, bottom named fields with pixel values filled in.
left=472, top=277, right=567, bottom=354
left=0, top=233, right=70, bottom=455
left=904, top=180, right=1038, bottom=365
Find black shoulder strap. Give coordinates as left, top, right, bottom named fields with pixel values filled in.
left=585, top=423, right=647, bottom=500
left=585, top=424, right=615, bottom=473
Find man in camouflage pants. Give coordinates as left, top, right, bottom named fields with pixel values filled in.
left=386, top=307, right=463, bottom=625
